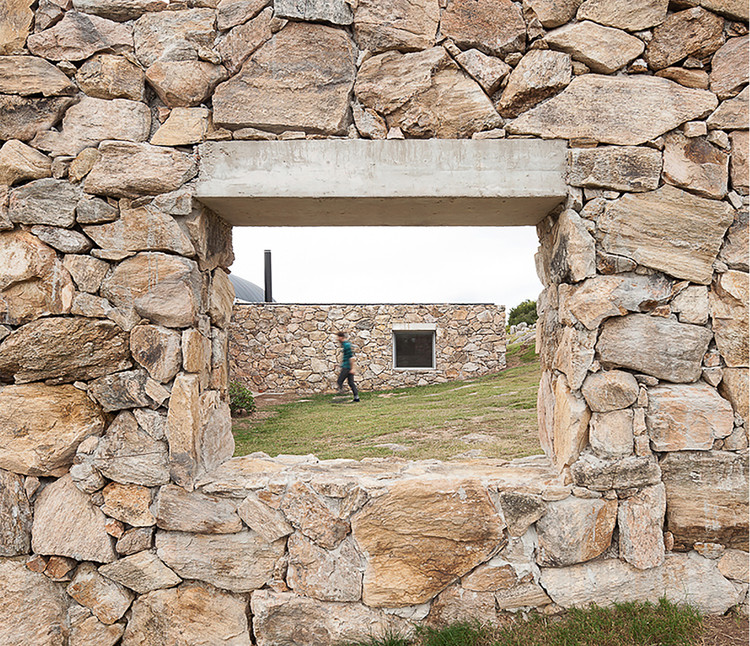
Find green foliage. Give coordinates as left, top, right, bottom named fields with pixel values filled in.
left=417, top=622, right=486, bottom=646
left=336, top=630, right=411, bottom=646
left=228, top=381, right=256, bottom=415
left=508, top=299, right=538, bottom=327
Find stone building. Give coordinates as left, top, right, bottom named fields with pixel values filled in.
left=230, top=302, right=507, bottom=394
left=0, top=0, right=748, bottom=644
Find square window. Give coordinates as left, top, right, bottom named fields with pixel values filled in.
left=393, top=331, right=435, bottom=369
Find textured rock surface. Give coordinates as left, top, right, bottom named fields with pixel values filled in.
left=709, top=271, right=749, bottom=368
left=133, top=8, right=215, bottom=67
left=153, top=485, right=242, bottom=534
left=497, top=50, right=571, bottom=118
left=67, top=562, right=133, bottom=624
left=508, top=75, right=717, bottom=145
left=0, top=56, right=75, bottom=96
left=618, top=484, right=666, bottom=570
left=597, top=185, right=733, bottom=284
left=0, top=317, right=131, bottom=384
left=145, top=60, right=226, bottom=108
left=156, top=530, right=285, bottom=592
left=67, top=605, right=125, bottom=646
left=577, top=0, right=668, bottom=31
left=710, top=36, right=749, bottom=99
left=351, top=477, right=504, bottom=606
left=441, top=0, right=525, bottom=56
left=589, top=409, right=634, bottom=459
left=597, top=314, right=712, bottom=383
left=720, top=368, right=749, bottom=422
left=122, top=582, right=252, bottom=646
left=0, top=469, right=32, bottom=556
left=101, top=482, right=155, bottom=527
left=129, top=325, right=182, bottom=383
left=9, top=177, right=79, bottom=227
left=571, top=454, right=662, bottom=491
left=536, top=496, right=617, bottom=566
left=237, top=493, right=293, bottom=542
left=287, top=534, right=363, bottom=601
left=215, top=7, right=272, bottom=74
left=661, top=451, right=748, bottom=550
left=99, top=551, right=181, bottom=594
left=0, top=95, right=75, bottom=141
left=647, top=383, right=734, bottom=451
left=568, top=146, right=662, bottom=192
left=276, top=0, right=352, bottom=25
left=0, top=0, right=34, bottom=55
left=581, top=370, right=639, bottom=412
left=0, top=140, right=51, bottom=186
left=76, top=54, right=145, bottom=101
left=541, top=552, right=742, bottom=614
left=353, top=0, right=438, bottom=53
left=32, top=475, right=116, bottom=563
left=0, top=557, right=70, bottom=646
left=662, top=132, right=728, bottom=199
left=280, top=481, right=350, bottom=549
left=0, top=384, right=105, bottom=476
left=355, top=47, right=502, bottom=139
left=214, top=23, right=356, bottom=135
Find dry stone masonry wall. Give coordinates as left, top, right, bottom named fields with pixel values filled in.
left=0, top=0, right=748, bottom=643
left=229, top=303, right=506, bottom=394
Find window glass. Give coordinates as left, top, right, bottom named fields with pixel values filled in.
left=394, top=331, right=434, bottom=368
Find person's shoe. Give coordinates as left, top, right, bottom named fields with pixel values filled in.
left=352, top=398, right=360, bottom=402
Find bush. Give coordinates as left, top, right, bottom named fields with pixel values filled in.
left=508, top=299, right=538, bottom=327
left=228, top=381, right=256, bottom=416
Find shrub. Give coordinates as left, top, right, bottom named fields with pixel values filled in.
left=228, top=381, right=256, bottom=416
left=508, top=299, right=538, bottom=327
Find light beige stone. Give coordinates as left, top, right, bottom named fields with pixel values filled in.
left=581, top=370, right=639, bottom=412
left=237, top=492, right=294, bottom=542
left=717, top=549, right=749, bottom=583
left=166, top=373, right=201, bottom=489
left=28, top=11, right=132, bottom=61
left=671, top=285, right=709, bottom=325
left=597, top=314, right=712, bottom=383
left=92, top=411, right=170, bottom=486
left=730, top=130, right=749, bottom=194
left=153, top=484, right=242, bottom=534
left=567, top=146, right=662, bottom=192
left=72, top=0, right=169, bottom=21
left=197, top=390, right=235, bottom=475
left=618, top=483, right=666, bottom=569
left=710, top=36, right=749, bottom=99
left=497, top=491, right=546, bottom=537
left=0, top=140, right=51, bottom=186
left=547, top=209, right=596, bottom=284
left=275, top=0, right=352, bottom=25
left=0, top=0, right=33, bottom=55
left=182, top=328, right=211, bottom=375
left=129, top=325, right=182, bottom=383
left=540, top=552, right=742, bottom=614
left=655, top=66, right=709, bottom=89
left=214, top=23, right=356, bottom=135
left=0, top=316, right=130, bottom=383
left=145, top=60, right=227, bottom=109
left=9, top=177, right=80, bottom=227
left=99, top=551, right=181, bottom=594
left=216, top=7, right=272, bottom=74
left=75, top=196, right=118, bottom=224
left=545, top=21, right=644, bottom=74
left=552, top=326, right=596, bottom=390
left=495, top=582, right=552, bottom=610
left=156, top=529, right=285, bottom=592
left=0, top=229, right=74, bottom=326
left=67, top=604, right=125, bottom=646
left=151, top=107, right=209, bottom=146
left=31, top=225, right=92, bottom=254
left=577, top=0, right=668, bottom=31
left=707, top=86, right=749, bottom=130
left=590, top=409, right=633, bottom=459
left=461, top=558, right=517, bottom=592
left=647, top=382, right=734, bottom=451
left=101, top=482, right=155, bottom=527
left=441, top=0, right=525, bottom=57
left=455, top=49, right=510, bottom=96
left=77, top=54, right=145, bottom=101
left=662, top=132, right=729, bottom=199
left=210, top=269, right=235, bottom=328
left=0, top=95, right=75, bottom=142
left=355, top=47, right=502, bottom=139
left=32, top=474, right=116, bottom=562
left=88, top=369, right=152, bottom=411
left=597, top=185, right=733, bottom=284
left=115, top=527, right=153, bottom=556
left=287, top=533, right=363, bottom=602
left=84, top=141, right=197, bottom=199
left=353, top=0, right=437, bottom=53
left=537, top=496, right=618, bottom=566
left=526, top=0, right=581, bottom=28
left=69, top=147, right=101, bottom=183
left=122, top=582, right=252, bottom=646
left=644, top=7, right=725, bottom=70
left=497, top=50, right=571, bottom=118
left=250, top=589, right=412, bottom=646
left=428, top=583, right=496, bottom=624
left=719, top=367, right=749, bottom=421
left=217, top=0, right=269, bottom=30
left=133, top=8, right=215, bottom=67
left=571, top=453, right=662, bottom=491
left=280, top=481, right=350, bottom=549
left=508, top=75, right=718, bottom=145
left=709, top=270, right=749, bottom=368
left=661, top=451, right=748, bottom=550
left=100, top=252, right=202, bottom=328
left=351, top=477, right=505, bottom=606
left=0, top=557, right=69, bottom=646
left=67, top=562, right=133, bottom=625
left=0, top=55, right=74, bottom=98
left=0, top=469, right=31, bottom=556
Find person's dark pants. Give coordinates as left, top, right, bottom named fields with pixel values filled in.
left=337, top=367, right=359, bottom=399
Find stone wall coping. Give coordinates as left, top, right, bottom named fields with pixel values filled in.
left=392, top=323, right=437, bottom=330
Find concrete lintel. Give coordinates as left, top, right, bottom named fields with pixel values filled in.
left=196, top=139, right=567, bottom=227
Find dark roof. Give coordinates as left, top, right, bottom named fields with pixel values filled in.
left=229, top=274, right=268, bottom=303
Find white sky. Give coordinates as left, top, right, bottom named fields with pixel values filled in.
left=229, top=226, right=542, bottom=310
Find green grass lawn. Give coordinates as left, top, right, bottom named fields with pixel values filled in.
left=232, top=340, right=542, bottom=461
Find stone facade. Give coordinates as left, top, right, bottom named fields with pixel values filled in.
left=230, top=303, right=506, bottom=394
left=0, top=0, right=748, bottom=643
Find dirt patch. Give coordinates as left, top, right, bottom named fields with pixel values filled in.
left=699, top=613, right=749, bottom=646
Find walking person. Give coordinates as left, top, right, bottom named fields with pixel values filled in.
left=336, top=331, right=360, bottom=402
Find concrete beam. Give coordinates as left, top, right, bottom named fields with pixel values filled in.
left=195, top=139, right=567, bottom=226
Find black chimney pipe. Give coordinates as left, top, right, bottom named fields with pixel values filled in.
left=264, top=249, right=272, bottom=303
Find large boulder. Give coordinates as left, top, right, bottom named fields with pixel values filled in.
left=597, top=184, right=733, bottom=284
left=31, top=474, right=117, bottom=563
left=0, top=384, right=105, bottom=476
left=507, top=75, right=717, bottom=145
left=213, top=23, right=357, bottom=135
left=353, top=0, right=438, bottom=53
left=0, top=317, right=131, bottom=384
left=351, top=477, right=505, bottom=606
left=355, top=47, right=502, bottom=138
left=661, top=451, right=748, bottom=550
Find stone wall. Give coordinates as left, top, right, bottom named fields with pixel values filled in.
left=0, top=0, right=748, bottom=643
left=229, top=303, right=506, bottom=394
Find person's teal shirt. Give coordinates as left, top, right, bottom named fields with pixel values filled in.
left=341, top=340, right=353, bottom=369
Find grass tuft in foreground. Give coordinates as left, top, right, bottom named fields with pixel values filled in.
left=338, top=599, right=706, bottom=646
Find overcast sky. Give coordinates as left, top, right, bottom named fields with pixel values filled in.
left=229, top=226, right=542, bottom=310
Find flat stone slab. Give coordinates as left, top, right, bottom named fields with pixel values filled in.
left=195, top=140, right=567, bottom=227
